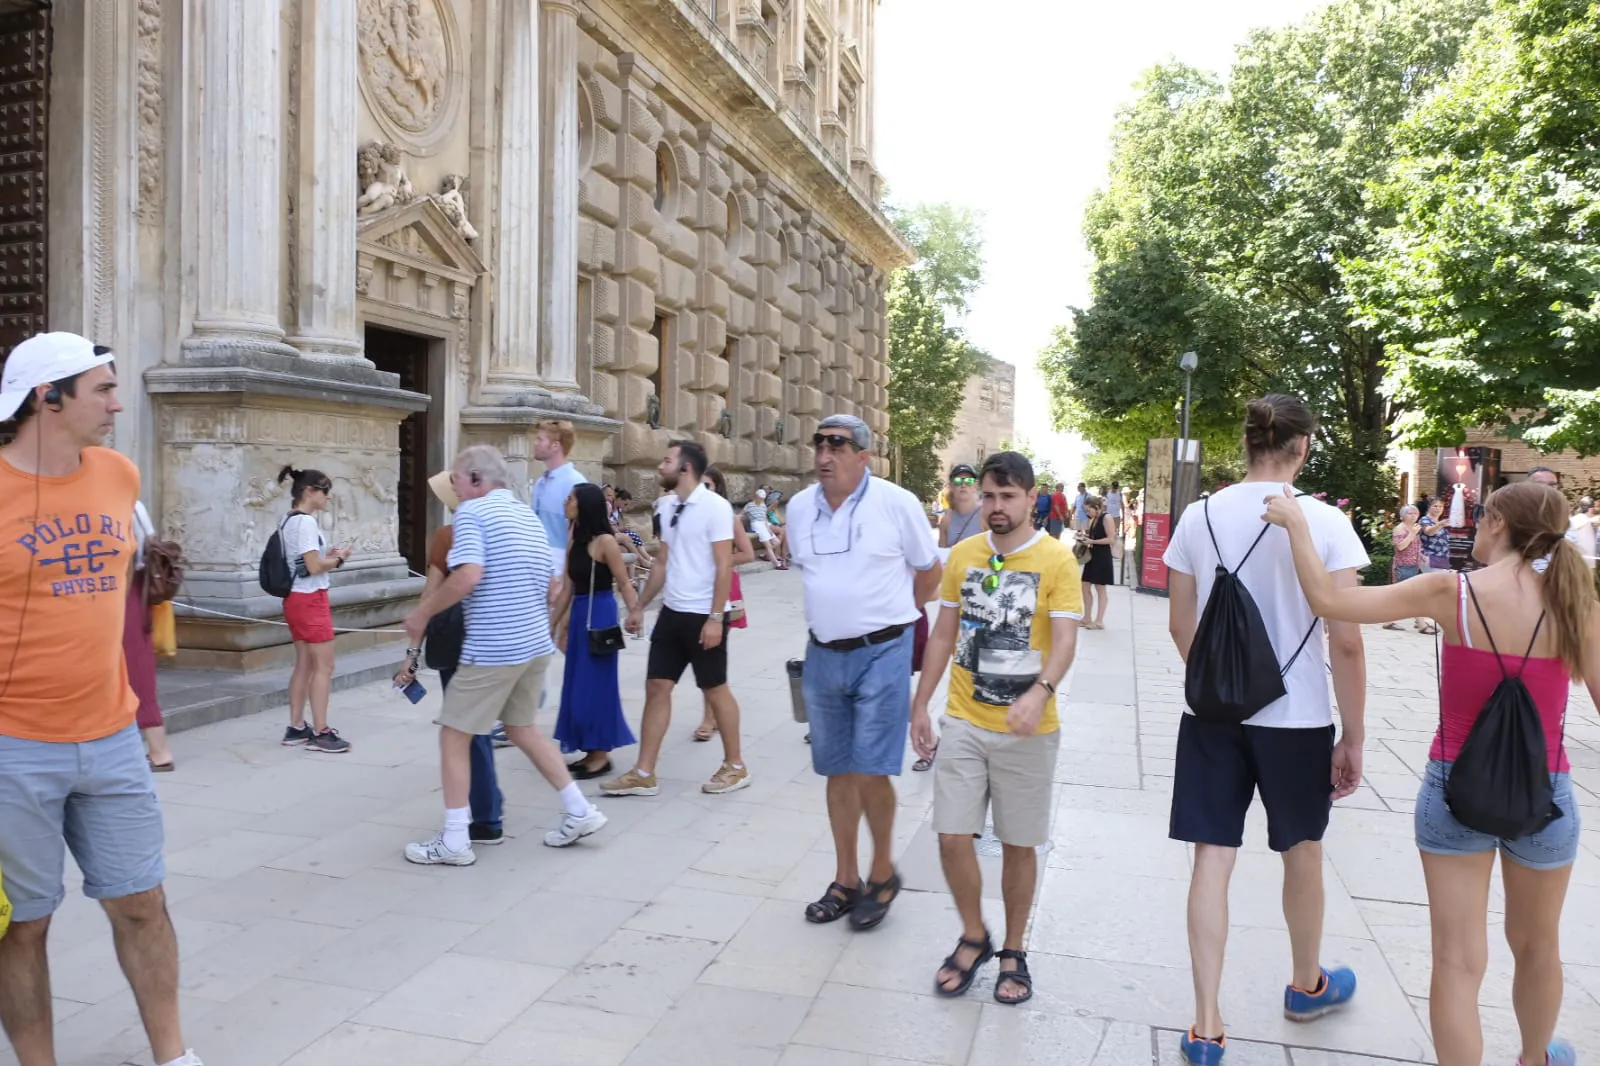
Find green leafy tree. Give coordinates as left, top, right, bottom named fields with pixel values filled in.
left=886, top=201, right=989, bottom=499
left=1346, top=0, right=1600, bottom=454
left=888, top=270, right=987, bottom=499
left=1041, top=0, right=1487, bottom=515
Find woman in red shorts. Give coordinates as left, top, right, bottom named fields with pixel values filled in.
left=276, top=465, right=352, bottom=753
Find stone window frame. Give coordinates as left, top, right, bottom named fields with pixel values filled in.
left=654, top=143, right=679, bottom=215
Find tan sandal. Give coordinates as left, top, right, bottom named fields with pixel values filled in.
left=692, top=723, right=717, bottom=742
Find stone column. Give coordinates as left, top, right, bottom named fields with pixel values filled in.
left=538, top=0, right=581, bottom=391
left=489, top=0, right=544, bottom=391
left=186, top=0, right=295, bottom=354
left=287, top=0, right=365, bottom=363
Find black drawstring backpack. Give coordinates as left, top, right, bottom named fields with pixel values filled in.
left=1185, top=496, right=1319, bottom=724
left=1440, top=578, right=1562, bottom=840
left=258, top=514, right=295, bottom=599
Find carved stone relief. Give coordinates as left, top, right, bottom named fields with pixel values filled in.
left=135, top=0, right=162, bottom=218
left=356, top=0, right=463, bottom=156
left=357, top=141, right=416, bottom=216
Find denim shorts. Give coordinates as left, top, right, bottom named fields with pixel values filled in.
left=802, top=627, right=914, bottom=776
left=0, top=724, right=166, bottom=921
left=1415, top=760, right=1581, bottom=870
left=1395, top=564, right=1421, bottom=581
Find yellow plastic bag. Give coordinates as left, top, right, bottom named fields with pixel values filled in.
left=150, top=600, right=177, bottom=659
left=0, top=861, right=12, bottom=940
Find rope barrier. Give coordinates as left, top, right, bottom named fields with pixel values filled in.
left=170, top=600, right=411, bottom=636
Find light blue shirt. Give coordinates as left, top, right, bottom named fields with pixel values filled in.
left=532, top=461, right=587, bottom=552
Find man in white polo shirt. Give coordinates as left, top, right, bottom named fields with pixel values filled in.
left=788, top=413, right=942, bottom=931
left=603, top=439, right=750, bottom=797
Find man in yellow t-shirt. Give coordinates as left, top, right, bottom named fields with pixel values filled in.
left=911, top=450, right=1082, bottom=1007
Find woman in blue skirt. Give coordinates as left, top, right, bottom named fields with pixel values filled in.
left=552, top=483, right=644, bottom=779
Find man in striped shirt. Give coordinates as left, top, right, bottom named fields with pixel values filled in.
left=400, top=445, right=608, bottom=865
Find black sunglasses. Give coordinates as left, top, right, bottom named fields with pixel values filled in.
left=670, top=501, right=687, bottom=528
left=812, top=433, right=857, bottom=452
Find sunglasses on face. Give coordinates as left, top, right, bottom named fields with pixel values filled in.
left=952, top=477, right=977, bottom=486
left=812, top=433, right=857, bottom=453
left=982, top=552, right=1005, bottom=594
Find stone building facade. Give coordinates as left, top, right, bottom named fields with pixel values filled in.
left=937, top=356, right=1015, bottom=476
left=1, top=0, right=906, bottom=662
left=1393, top=428, right=1600, bottom=505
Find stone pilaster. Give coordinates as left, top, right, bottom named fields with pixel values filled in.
left=488, top=0, right=545, bottom=394
left=185, top=0, right=295, bottom=356
left=538, top=0, right=581, bottom=391
left=287, top=0, right=365, bottom=363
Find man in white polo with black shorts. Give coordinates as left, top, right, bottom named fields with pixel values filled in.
left=604, top=439, right=750, bottom=797
left=789, top=413, right=942, bottom=932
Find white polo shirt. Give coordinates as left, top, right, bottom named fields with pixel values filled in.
left=655, top=484, right=734, bottom=614
left=787, top=474, right=939, bottom=644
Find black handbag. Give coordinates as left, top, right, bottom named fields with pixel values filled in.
left=585, top=554, right=626, bottom=657
left=424, top=602, right=465, bottom=671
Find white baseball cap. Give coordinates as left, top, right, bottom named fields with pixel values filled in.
left=0, top=332, right=115, bottom=422
left=755, top=489, right=767, bottom=500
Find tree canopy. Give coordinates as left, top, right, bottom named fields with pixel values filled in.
left=886, top=201, right=989, bottom=500
left=1041, top=0, right=1492, bottom=512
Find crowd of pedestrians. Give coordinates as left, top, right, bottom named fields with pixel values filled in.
left=1, top=332, right=1596, bottom=1066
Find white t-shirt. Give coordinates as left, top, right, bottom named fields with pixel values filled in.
left=281, top=512, right=329, bottom=595
left=786, top=474, right=940, bottom=644
left=1105, top=491, right=1122, bottom=519
left=656, top=484, right=735, bottom=615
left=1163, top=481, right=1369, bottom=728
left=1566, top=513, right=1597, bottom=566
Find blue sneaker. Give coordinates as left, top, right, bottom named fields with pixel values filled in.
left=1179, top=1029, right=1226, bottom=1065
left=1528, top=1038, right=1576, bottom=1066
left=1284, top=965, right=1356, bottom=1022
left=490, top=724, right=511, bottom=748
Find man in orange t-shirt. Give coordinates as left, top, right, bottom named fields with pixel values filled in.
left=0, top=333, right=202, bottom=1066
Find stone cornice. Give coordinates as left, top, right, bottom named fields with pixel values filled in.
left=460, top=404, right=623, bottom=434
left=580, top=0, right=912, bottom=273
left=145, top=365, right=432, bottom=413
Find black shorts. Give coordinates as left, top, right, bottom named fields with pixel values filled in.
left=1169, top=715, right=1335, bottom=853
left=647, top=606, right=729, bottom=690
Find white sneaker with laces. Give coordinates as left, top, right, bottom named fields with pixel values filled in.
left=404, top=832, right=477, bottom=866
left=544, top=805, right=608, bottom=847
left=164, top=1053, right=204, bottom=1066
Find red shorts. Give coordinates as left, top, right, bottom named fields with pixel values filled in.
left=284, top=589, right=335, bottom=644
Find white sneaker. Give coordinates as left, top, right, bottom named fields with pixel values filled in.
left=404, top=832, right=477, bottom=866
left=543, top=805, right=608, bottom=848
left=168, top=1054, right=204, bottom=1066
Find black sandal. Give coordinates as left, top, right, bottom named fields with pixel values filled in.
left=849, top=870, right=902, bottom=931
left=934, top=931, right=994, bottom=998
left=804, top=881, right=862, bottom=924
left=993, top=949, right=1033, bottom=1005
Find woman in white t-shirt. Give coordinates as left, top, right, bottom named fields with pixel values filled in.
left=276, top=465, right=352, bottom=753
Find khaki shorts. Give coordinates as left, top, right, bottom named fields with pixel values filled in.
left=436, top=657, right=550, bottom=735
left=932, top=716, right=1060, bottom=847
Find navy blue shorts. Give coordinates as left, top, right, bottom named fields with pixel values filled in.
left=1169, top=715, right=1334, bottom=853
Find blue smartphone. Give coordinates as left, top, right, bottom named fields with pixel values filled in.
left=397, top=678, right=427, bottom=704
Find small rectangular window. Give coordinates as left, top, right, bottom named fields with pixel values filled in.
left=650, top=313, right=674, bottom=429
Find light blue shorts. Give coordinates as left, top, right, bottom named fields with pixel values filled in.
left=0, top=724, right=166, bottom=921
left=1415, top=760, right=1581, bottom=870
left=803, top=628, right=914, bottom=777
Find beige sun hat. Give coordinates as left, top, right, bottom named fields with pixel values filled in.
left=427, top=470, right=459, bottom=511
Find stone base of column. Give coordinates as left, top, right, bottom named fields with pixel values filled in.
left=146, top=353, right=429, bottom=664
left=460, top=404, right=621, bottom=500
left=286, top=333, right=373, bottom=367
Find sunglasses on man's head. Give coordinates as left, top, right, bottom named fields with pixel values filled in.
left=812, top=433, right=857, bottom=452
left=670, top=501, right=687, bottom=528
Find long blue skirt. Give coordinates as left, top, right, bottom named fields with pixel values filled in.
left=554, top=592, right=636, bottom=754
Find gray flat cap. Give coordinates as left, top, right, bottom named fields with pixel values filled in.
left=816, top=413, right=872, bottom=451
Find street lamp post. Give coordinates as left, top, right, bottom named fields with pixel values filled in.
left=1179, top=350, right=1198, bottom=444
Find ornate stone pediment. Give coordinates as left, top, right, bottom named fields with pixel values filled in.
left=357, top=197, right=485, bottom=287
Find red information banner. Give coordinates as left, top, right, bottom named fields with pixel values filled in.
left=1141, top=512, right=1171, bottom=590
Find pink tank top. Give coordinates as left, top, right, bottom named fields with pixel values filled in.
left=1430, top=574, right=1570, bottom=773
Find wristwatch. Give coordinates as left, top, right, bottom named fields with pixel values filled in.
left=708, top=611, right=725, bottom=622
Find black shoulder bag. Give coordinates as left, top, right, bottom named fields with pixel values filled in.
left=586, top=553, right=627, bottom=656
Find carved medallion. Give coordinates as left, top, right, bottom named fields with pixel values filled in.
left=356, top=0, right=462, bottom=156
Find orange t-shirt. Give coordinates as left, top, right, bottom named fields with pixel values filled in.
left=0, top=447, right=140, bottom=742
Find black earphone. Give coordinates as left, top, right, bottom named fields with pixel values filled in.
left=469, top=471, right=482, bottom=486
left=42, top=384, right=61, bottom=409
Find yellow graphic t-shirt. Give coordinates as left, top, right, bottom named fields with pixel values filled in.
left=938, top=531, right=1083, bottom=735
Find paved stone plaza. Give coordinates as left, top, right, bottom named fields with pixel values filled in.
left=17, top=570, right=1600, bottom=1066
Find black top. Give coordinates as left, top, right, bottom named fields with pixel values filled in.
left=568, top=541, right=616, bottom=595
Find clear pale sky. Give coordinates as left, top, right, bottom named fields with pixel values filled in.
left=874, top=0, right=1327, bottom=478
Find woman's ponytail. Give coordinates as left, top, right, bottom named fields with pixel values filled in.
left=1542, top=536, right=1595, bottom=677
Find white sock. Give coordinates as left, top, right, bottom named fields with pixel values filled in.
left=558, top=782, right=590, bottom=818
left=158, top=1053, right=196, bottom=1066
left=635, top=764, right=654, bottom=779
left=442, top=807, right=470, bottom=851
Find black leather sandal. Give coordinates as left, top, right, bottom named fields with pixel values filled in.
left=934, top=931, right=994, bottom=998
left=848, top=870, right=902, bottom=930
left=993, top=949, right=1034, bottom=1005
left=804, top=881, right=862, bottom=924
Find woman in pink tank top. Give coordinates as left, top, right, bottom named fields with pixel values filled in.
left=1264, top=481, right=1598, bottom=1066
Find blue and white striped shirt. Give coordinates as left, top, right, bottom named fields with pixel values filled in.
left=447, top=489, right=557, bottom=666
